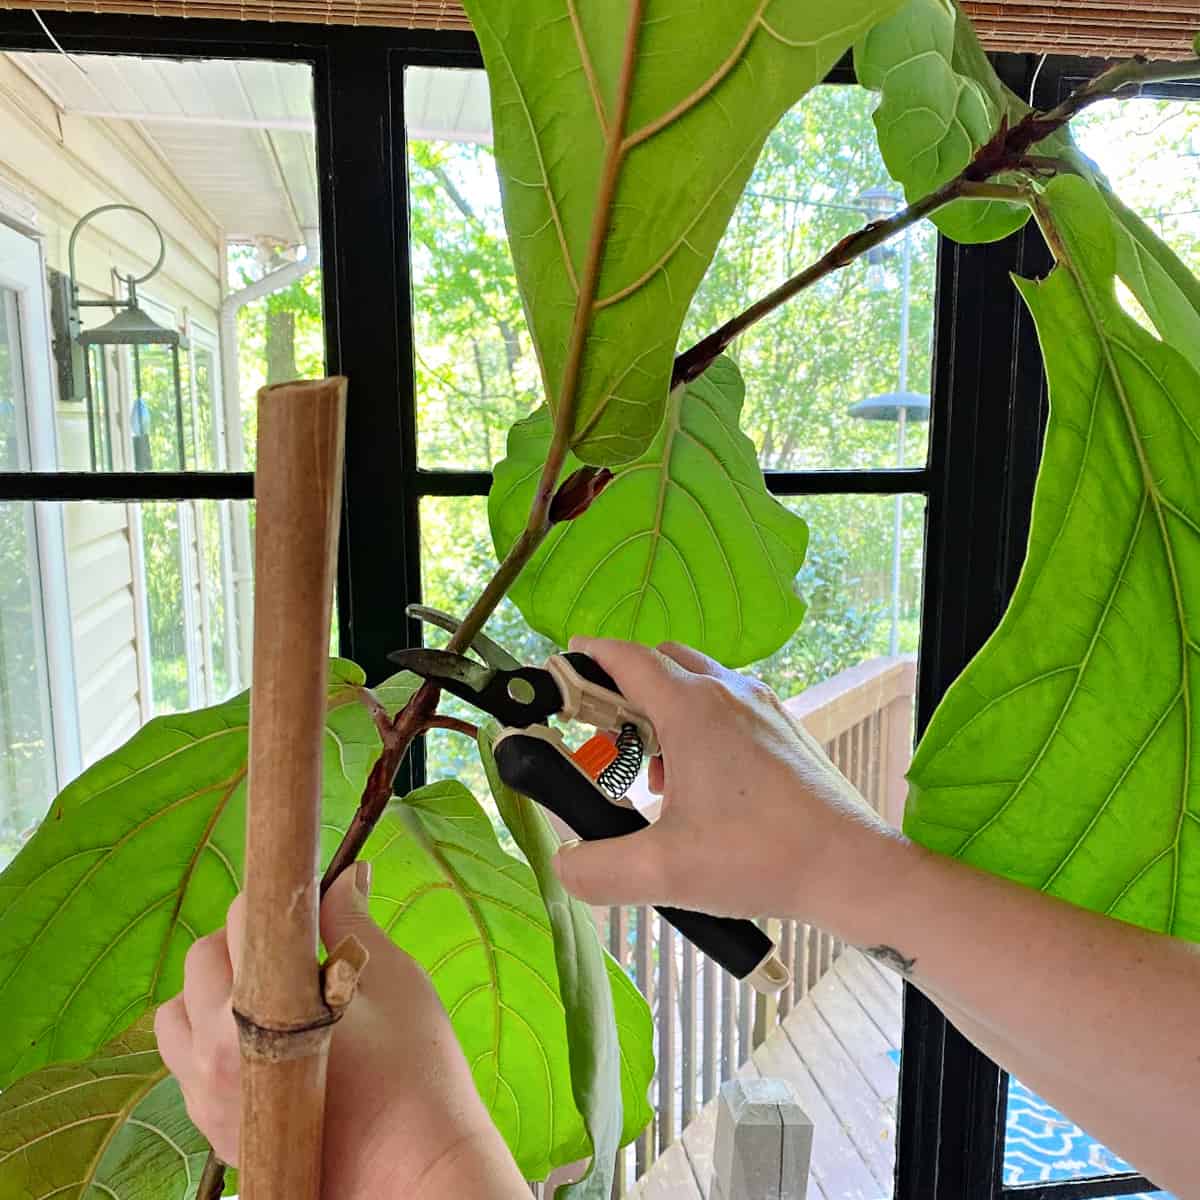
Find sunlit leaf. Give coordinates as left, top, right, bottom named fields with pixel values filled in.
left=479, top=727, right=653, bottom=1197
left=0, top=1014, right=207, bottom=1199
left=0, top=661, right=419, bottom=1087
left=363, top=779, right=653, bottom=1180
left=465, top=0, right=904, bottom=464
left=907, top=175, right=1200, bottom=938
left=854, top=0, right=1030, bottom=243
left=1104, top=189, right=1200, bottom=371
left=490, top=356, right=808, bottom=667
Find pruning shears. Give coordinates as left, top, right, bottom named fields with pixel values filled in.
left=391, top=608, right=790, bottom=995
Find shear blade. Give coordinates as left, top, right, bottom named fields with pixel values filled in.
left=386, top=647, right=563, bottom=726
left=404, top=605, right=521, bottom=671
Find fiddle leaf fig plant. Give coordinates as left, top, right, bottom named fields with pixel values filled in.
left=2, top=0, right=1200, bottom=1196
left=489, top=355, right=810, bottom=666
left=471, top=0, right=906, bottom=464
left=906, top=174, right=1200, bottom=940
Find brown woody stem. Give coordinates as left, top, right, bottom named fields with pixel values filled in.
left=673, top=55, right=1200, bottom=387
left=672, top=177, right=1000, bottom=386
left=426, top=714, right=481, bottom=738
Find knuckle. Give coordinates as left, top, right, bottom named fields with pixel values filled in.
left=184, top=931, right=218, bottom=975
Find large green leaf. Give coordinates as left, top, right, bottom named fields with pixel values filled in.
left=854, top=0, right=1030, bottom=243
left=907, top=175, right=1200, bottom=939
left=0, top=661, right=419, bottom=1088
left=361, top=779, right=653, bottom=1182
left=465, top=0, right=903, bottom=465
left=1104, top=189, right=1200, bottom=373
left=478, top=727, right=653, bottom=1198
left=0, top=1014, right=208, bottom=1199
left=489, top=355, right=808, bottom=667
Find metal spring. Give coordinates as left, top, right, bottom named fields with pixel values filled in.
left=597, top=723, right=643, bottom=799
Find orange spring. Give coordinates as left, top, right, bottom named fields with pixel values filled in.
left=571, top=732, right=619, bottom=781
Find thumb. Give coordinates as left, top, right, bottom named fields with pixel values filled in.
left=320, top=861, right=388, bottom=957
left=552, top=829, right=669, bottom=907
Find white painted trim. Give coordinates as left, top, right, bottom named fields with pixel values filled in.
left=175, top=499, right=204, bottom=710
left=65, top=109, right=315, bottom=133
left=0, top=178, right=41, bottom=237
left=34, top=502, right=81, bottom=784
left=0, top=222, right=82, bottom=786
left=125, top=501, right=156, bottom=724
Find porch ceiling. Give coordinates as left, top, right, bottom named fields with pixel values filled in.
left=9, top=52, right=319, bottom=246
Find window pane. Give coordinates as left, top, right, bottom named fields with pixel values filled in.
left=1073, top=97, right=1199, bottom=275
left=407, top=69, right=933, bottom=473
left=419, top=495, right=554, bottom=815
left=0, top=501, right=57, bottom=866
left=419, top=493, right=921, bottom=1195
left=684, top=90, right=935, bottom=472
left=0, top=500, right=254, bottom=871
left=1004, top=1076, right=1173, bottom=1195
left=0, top=51, right=323, bottom=472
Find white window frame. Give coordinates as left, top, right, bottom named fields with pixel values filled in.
left=0, top=217, right=82, bottom=787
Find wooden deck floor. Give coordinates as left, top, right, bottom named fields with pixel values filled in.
left=630, top=949, right=903, bottom=1200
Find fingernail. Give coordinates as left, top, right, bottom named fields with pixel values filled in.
left=558, top=837, right=582, bottom=853
left=354, top=861, right=373, bottom=905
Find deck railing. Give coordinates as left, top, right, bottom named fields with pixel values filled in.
left=597, top=655, right=917, bottom=1195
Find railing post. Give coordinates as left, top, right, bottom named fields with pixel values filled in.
left=710, top=1078, right=813, bottom=1200
left=657, top=916, right=676, bottom=1153
left=882, top=691, right=914, bottom=828
left=635, top=906, right=654, bottom=1176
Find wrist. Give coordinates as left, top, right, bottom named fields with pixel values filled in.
left=808, top=820, right=930, bottom=951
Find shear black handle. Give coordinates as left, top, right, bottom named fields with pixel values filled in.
left=559, top=651, right=621, bottom=696
left=494, top=730, right=776, bottom=983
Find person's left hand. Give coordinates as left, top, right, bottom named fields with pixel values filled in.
left=155, top=864, right=526, bottom=1199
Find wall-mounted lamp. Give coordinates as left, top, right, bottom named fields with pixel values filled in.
left=67, top=204, right=189, bottom=472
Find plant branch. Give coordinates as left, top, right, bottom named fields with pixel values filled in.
left=673, top=54, right=1200, bottom=387
left=1034, top=55, right=1200, bottom=133
left=426, top=714, right=480, bottom=738
left=673, top=178, right=1004, bottom=386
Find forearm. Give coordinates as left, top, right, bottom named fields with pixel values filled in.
left=840, top=838, right=1200, bottom=1195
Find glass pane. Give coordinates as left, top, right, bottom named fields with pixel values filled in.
left=0, top=51, right=323, bottom=472
left=1073, top=97, right=1199, bottom=274
left=685, top=91, right=935, bottom=472
left=1004, top=1076, right=1173, bottom=1195
left=0, top=500, right=255, bottom=871
left=0, top=501, right=56, bottom=868
left=407, top=68, right=933, bottom=472
left=1000, top=94, right=1192, bottom=1200
left=419, top=495, right=554, bottom=818
left=419, top=493, right=921, bottom=1197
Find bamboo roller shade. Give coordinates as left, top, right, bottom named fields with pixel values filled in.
left=0, top=0, right=1195, bottom=61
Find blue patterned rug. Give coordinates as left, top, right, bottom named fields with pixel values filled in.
left=886, top=1052, right=1172, bottom=1197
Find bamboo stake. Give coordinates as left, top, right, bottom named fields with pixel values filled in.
left=233, top=377, right=347, bottom=1200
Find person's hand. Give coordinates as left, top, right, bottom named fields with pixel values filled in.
left=155, top=864, right=526, bottom=1199
left=553, top=639, right=912, bottom=942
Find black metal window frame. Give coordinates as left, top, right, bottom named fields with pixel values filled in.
left=0, top=14, right=1190, bottom=1197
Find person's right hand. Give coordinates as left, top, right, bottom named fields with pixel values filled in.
left=553, top=639, right=913, bottom=943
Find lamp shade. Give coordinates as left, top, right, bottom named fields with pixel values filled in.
left=847, top=390, right=930, bottom=422
left=79, top=305, right=185, bottom=348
